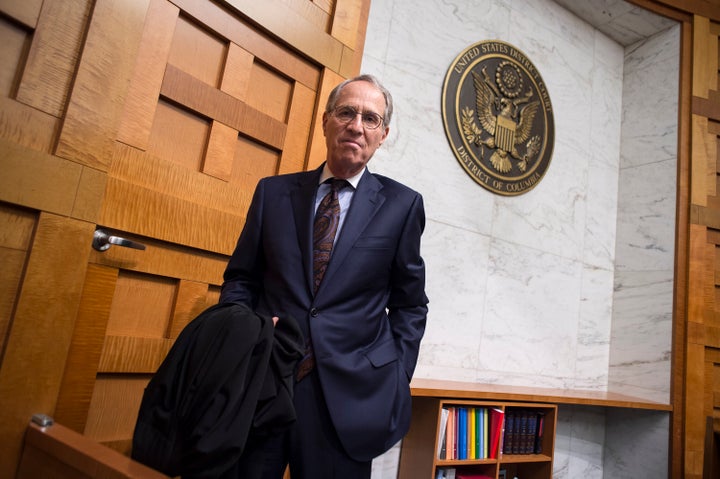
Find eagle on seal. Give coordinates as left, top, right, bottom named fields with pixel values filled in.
left=470, top=66, right=541, bottom=173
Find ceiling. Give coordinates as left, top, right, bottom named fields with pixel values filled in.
left=552, top=0, right=678, bottom=46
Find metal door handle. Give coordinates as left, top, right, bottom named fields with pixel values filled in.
left=92, top=229, right=146, bottom=252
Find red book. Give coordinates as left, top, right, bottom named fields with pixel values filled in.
left=489, top=408, right=505, bottom=459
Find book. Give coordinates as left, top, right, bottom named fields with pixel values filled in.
left=481, top=407, right=488, bottom=458
left=518, top=410, right=529, bottom=454
left=438, top=407, right=450, bottom=459
left=534, top=411, right=545, bottom=454
left=458, top=407, right=467, bottom=460
left=525, top=411, right=537, bottom=454
left=447, top=406, right=456, bottom=459
left=489, top=407, right=505, bottom=459
left=474, top=407, right=481, bottom=459
left=469, top=407, right=476, bottom=459
left=436, top=467, right=456, bottom=479
left=502, top=410, right=515, bottom=455
left=456, top=474, right=494, bottom=479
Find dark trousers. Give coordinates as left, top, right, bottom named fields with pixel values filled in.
left=233, top=369, right=371, bottom=479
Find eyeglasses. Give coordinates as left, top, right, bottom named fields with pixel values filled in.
left=331, top=105, right=385, bottom=130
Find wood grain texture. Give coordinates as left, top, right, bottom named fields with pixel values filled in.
left=0, top=18, right=29, bottom=96
left=279, top=81, right=316, bottom=174
left=692, top=114, right=713, bottom=207
left=161, top=64, right=287, bottom=149
left=0, top=96, right=59, bottom=154
left=117, top=0, right=178, bottom=150
left=220, top=43, right=253, bottom=100
left=100, top=176, right=245, bottom=254
left=0, top=138, right=86, bottom=215
left=109, top=142, right=252, bottom=215
left=146, top=99, right=210, bottom=172
left=221, top=0, right=344, bottom=70
left=99, top=336, right=173, bottom=373
left=0, top=214, right=94, bottom=477
left=17, top=421, right=169, bottom=479
left=410, top=378, right=672, bottom=411
left=338, top=0, right=370, bottom=77
left=15, top=0, right=92, bottom=118
left=0, top=0, right=42, bottom=28
left=203, top=121, right=239, bottom=181
left=54, top=264, right=119, bottom=433
left=670, top=20, right=692, bottom=479
left=173, top=0, right=320, bottom=89
left=0, top=0, right=366, bottom=475
left=88, top=236, right=228, bottom=286
left=0, top=206, right=36, bottom=361
left=56, top=0, right=148, bottom=169
left=85, top=376, right=151, bottom=443
left=169, top=280, right=211, bottom=337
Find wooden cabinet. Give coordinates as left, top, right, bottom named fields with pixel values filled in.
left=399, top=397, right=557, bottom=479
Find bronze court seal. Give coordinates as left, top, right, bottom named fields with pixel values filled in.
left=442, top=40, right=554, bottom=196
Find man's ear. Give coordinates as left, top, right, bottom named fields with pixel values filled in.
left=321, top=111, right=328, bottom=135
left=378, top=126, right=390, bottom=146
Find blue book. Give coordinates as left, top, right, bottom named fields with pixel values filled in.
left=458, top=407, right=467, bottom=460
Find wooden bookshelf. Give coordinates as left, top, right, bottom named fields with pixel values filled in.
left=398, top=379, right=672, bottom=479
left=399, top=398, right=556, bottom=479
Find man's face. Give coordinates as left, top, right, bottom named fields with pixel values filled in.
left=322, top=80, right=389, bottom=179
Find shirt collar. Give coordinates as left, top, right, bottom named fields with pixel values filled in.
left=319, top=164, right=364, bottom=189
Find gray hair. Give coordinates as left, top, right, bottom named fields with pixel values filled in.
left=325, top=74, right=394, bottom=126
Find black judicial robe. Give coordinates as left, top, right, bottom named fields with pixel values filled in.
left=131, top=302, right=304, bottom=478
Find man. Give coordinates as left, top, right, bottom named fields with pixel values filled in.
left=220, top=74, right=428, bottom=479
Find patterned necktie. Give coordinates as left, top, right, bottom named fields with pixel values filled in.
left=312, top=178, right=345, bottom=293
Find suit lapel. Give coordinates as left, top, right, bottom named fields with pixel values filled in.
left=291, top=167, right=323, bottom=294
left=319, top=170, right=385, bottom=293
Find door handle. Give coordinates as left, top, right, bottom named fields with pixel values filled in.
left=92, top=229, right=146, bottom=252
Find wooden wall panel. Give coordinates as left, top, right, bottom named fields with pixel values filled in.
left=173, top=0, right=321, bottom=88
left=0, top=18, right=28, bottom=97
left=0, top=205, right=36, bottom=359
left=203, top=121, right=240, bottom=180
left=0, top=0, right=370, bottom=475
left=15, top=0, right=92, bottom=118
left=0, top=214, right=94, bottom=472
left=54, top=264, right=118, bottom=433
left=220, top=0, right=344, bottom=69
left=280, top=81, right=317, bottom=174
left=687, top=15, right=720, bottom=479
left=55, top=0, right=148, bottom=170
left=108, top=143, right=251, bottom=216
left=84, top=376, right=150, bottom=451
left=0, top=0, right=42, bottom=29
left=160, top=64, right=286, bottom=149
left=117, top=0, right=178, bottom=150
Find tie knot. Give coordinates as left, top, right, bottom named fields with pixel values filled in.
left=326, top=178, right=347, bottom=192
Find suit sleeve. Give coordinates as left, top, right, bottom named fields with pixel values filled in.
left=220, top=180, right=266, bottom=307
left=388, top=192, right=429, bottom=380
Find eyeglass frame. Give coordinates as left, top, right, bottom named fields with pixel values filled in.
left=330, top=105, right=386, bottom=130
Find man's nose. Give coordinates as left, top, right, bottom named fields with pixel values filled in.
left=346, top=112, right=364, bottom=130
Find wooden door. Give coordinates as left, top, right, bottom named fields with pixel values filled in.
left=0, top=0, right=370, bottom=476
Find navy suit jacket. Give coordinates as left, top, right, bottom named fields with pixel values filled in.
left=220, top=164, right=428, bottom=461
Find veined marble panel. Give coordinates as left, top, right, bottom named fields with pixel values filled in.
left=614, top=158, right=677, bottom=272
left=360, top=0, right=678, bottom=478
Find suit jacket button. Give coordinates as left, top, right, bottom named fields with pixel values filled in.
left=310, top=308, right=319, bottom=317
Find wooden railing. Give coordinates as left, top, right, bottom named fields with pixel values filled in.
left=17, top=416, right=169, bottom=479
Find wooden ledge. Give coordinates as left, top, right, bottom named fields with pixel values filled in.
left=410, top=378, right=672, bottom=411
left=18, top=420, right=169, bottom=479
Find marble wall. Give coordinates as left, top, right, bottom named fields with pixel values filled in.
left=358, top=0, right=679, bottom=477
